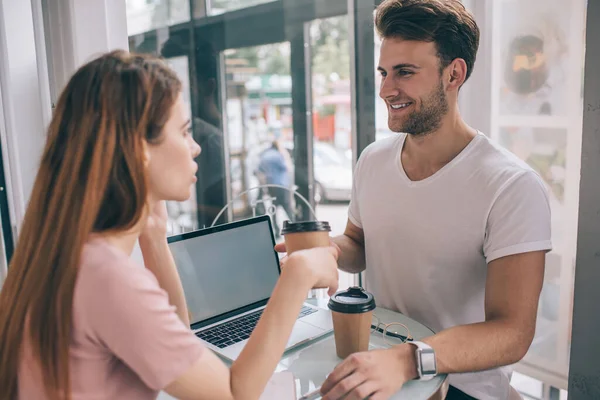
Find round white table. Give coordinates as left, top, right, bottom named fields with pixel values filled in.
left=274, top=299, right=449, bottom=400
left=158, top=300, right=449, bottom=400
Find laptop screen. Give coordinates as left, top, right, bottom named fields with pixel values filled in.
left=168, top=217, right=280, bottom=326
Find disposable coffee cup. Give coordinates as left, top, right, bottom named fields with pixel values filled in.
left=280, top=220, right=331, bottom=254
left=327, top=287, right=376, bottom=359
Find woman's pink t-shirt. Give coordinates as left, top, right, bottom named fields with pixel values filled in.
left=18, top=238, right=204, bottom=399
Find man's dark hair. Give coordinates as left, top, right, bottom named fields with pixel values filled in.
left=375, top=0, right=480, bottom=82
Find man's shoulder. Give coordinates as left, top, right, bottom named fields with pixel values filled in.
left=359, top=134, right=403, bottom=163
left=463, top=133, right=549, bottom=204
left=470, top=133, right=536, bottom=178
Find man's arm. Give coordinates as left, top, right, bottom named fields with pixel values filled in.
left=422, top=250, right=544, bottom=372
left=332, top=219, right=366, bottom=274
left=320, top=250, right=545, bottom=400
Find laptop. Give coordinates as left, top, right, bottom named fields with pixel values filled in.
left=167, top=215, right=334, bottom=361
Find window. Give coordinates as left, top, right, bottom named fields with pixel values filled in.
left=125, top=1, right=584, bottom=394
left=208, top=0, right=277, bottom=15
left=126, top=0, right=357, bottom=293
left=223, top=43, right=293, bottom=232
left=374, top=29, right=393, bottom=142
left=125, top=0, right=190, bottom=36
left=310, top=15, right=354, bottom=291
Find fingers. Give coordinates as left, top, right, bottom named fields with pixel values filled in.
left=327, top=280, right=339, bottom=297
left=327, top=245, right=340, bottom=260
left=368, top=392, right=390, bottom=400
left=274, top=242, right=287, bottom=252
left=321, top=356, right=358, bottom=394
left=321, top=371, right=366, bottom=400
left=275, top=241, right=339, bottom=258
left=279, top=255, right=288, bottom=268
left=329, top=239, right=342, bottom=258
left=344, top=381, right=380, bottom=400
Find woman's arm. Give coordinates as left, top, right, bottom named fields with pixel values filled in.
left=139, top=237, right=190, bottom=326
left=139, top=201, right=190, bottom=325
left=164, top=248, right=339, bottom=400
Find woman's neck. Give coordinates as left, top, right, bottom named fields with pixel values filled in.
left=100, top=230, right=141, bottom=256
left=91, top=212, right=147, bottom=256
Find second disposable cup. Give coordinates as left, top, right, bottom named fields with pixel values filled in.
left=327, top=287, right=376, bottom=359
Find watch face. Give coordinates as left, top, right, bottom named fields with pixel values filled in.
left=419, top=349, right=437, bottom=376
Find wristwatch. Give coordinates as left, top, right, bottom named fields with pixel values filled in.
left=409, top=341, right=437, bottom=380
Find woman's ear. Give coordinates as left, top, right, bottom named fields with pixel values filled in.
left=142, top=140, right=151, bottom=167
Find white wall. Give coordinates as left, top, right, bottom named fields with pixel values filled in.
left=44, top=0, right=129, bottom=100
left=0, top=0, right=50, bottom=234
left=0, top=0, right=141, bottom=285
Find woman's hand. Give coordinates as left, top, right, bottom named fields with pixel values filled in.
left=285, top=247, right=339, bottom=296
left=140, top=200, right=168, bottom=244
left=274, top=240, right=341, bottom=270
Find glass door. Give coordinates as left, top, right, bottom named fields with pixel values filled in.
left=215, top=6, right=357, bottom=292
left=127, top=0, right=358, bottom=292
left=310, top=15, right=354, bottom=291
left=222, top=42, right=297, bottom=239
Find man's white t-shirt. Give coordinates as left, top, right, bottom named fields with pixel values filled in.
left=348, top=132, right=552, bottom=400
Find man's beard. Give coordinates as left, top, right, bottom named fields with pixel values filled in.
left=388, top=81, right=449, bottom=136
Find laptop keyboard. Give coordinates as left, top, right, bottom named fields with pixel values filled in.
left=196, top=306, right=318, bottom=348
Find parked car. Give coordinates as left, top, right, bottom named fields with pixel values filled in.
left=311, top=142, right=352, bottom=203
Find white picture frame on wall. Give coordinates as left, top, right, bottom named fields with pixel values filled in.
left=488, top=0, right=586, bottom=390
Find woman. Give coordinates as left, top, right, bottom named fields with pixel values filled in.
left=0, top=51, right=339, bottom=400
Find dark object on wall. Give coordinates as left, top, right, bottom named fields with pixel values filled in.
left=504, top=34, right=549, bottom=95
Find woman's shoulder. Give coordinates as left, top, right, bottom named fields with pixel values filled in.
left=77, top=238, right=159, bottom=300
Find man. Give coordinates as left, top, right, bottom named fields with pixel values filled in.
left=320, top=1, right=551, bottom=399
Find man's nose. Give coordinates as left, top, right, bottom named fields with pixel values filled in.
left=379, top=77, right=400, bottom=100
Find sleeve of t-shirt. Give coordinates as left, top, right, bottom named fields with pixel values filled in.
left=483, top=170, right=553, bottom=263
left=348, top=151, right=366, bottom=228
left=86, top=259, right=205, bottom=391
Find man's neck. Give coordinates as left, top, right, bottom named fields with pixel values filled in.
left=401, top=113, right=477, bottom=181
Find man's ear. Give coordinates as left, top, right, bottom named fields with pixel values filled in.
left=447, top=58, right=468, bottom=90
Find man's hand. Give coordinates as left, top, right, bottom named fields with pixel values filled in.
left=320, top=346, right=417, bottom=400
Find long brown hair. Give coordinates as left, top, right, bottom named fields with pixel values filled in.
left=0, top=50, right=181, bottom=399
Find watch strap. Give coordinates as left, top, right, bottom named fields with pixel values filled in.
left=409, top=341, right=437, bottom=381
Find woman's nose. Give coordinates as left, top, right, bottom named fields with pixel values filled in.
left=191, top=140, right=201, bottom=158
